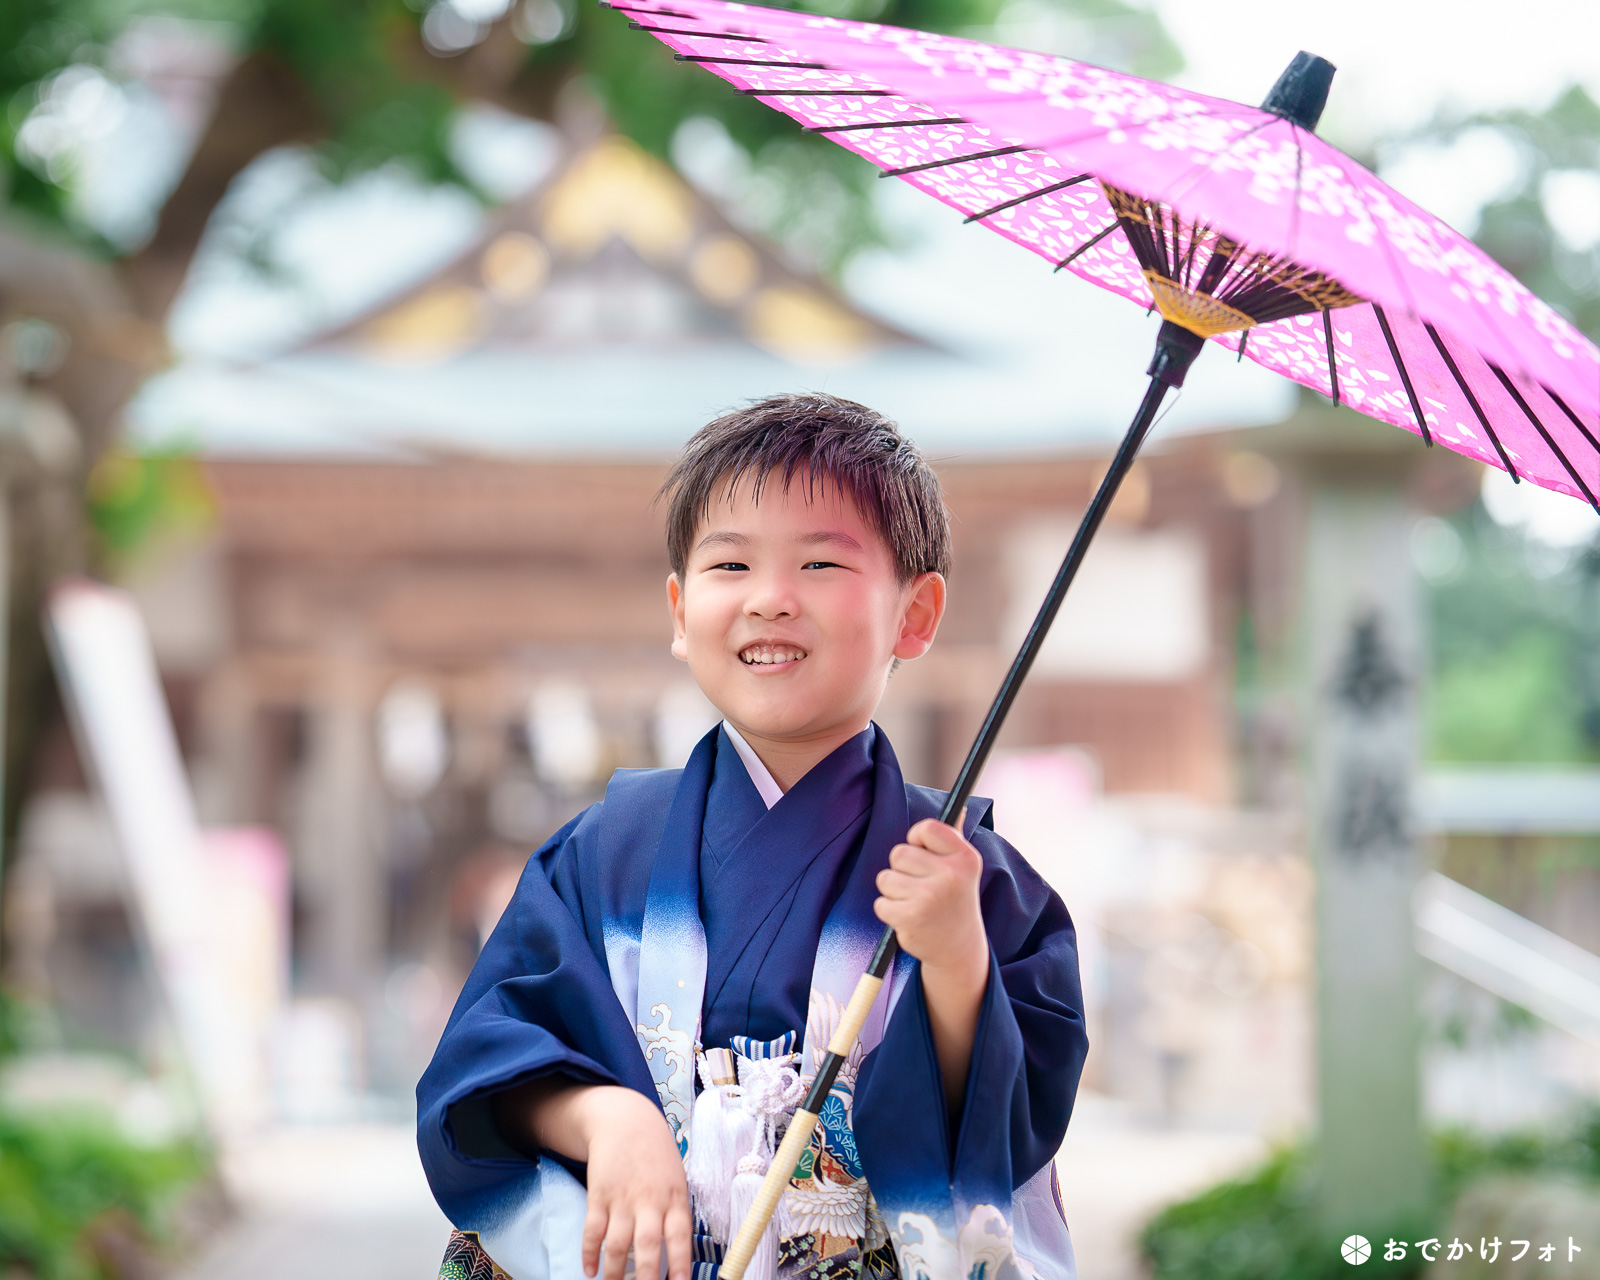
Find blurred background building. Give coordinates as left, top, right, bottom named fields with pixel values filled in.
left=2, top=2, right=1600, bottom=1279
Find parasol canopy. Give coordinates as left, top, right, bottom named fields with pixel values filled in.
left=622, top=0, right=1600, bottom=507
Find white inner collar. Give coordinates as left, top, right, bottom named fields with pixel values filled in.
left=722, top=721, right=784, bottom=809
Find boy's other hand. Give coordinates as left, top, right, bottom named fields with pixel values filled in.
left=496, top=1080, right=692, bottom=1280
left=874, top=818, right=987, bottom=980
left=575, top=1086, right=692, bottom=1280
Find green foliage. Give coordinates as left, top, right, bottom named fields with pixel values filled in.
left=86, top=445, right=216, bottom=560
left=2, top=0, right=112, bottom=230
left=0, top=1104, right=209, bottom=1280
left=1424, top=507, right=1600, bottom=765
left=1139, top=1147, right=1433, bottom=1280
left=1433, top=1110, right=1600, bottom=1190
left=251, top=0, right=467, bottom=186
left=1141, top=1113, right=1600, bottom=1280
left=1429, top=629, right=1592, bottom=762
left=1140, top=1149, right=1334, bottom=1280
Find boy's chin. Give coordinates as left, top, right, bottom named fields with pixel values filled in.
left=717, top=691, right=839, bottom=742
left=720, top=704, right=817, bottom=740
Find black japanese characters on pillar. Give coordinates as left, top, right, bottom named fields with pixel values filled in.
left=1333, top=759, right=1410, bottom=856
left=1328, top=610, right=1412, bottom=862
left=1333, top=613, right=1407, bottom=715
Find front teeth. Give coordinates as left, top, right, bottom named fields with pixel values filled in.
left=742, top=646, right=806, bottom=665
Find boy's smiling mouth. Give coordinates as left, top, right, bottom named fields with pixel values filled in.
left=739, top=643, right=808, bottom=667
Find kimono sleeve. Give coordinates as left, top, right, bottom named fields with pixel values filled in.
left=853, top=821, right=1087, bottom=1213
left=415, top=809, right=658, bottom=1224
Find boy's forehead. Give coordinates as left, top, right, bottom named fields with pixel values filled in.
left=687, top=470, right=898, bottom=562
left=701, top=470, right=865, bottom=528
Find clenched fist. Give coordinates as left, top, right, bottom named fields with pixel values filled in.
left=874, top=818, right=991, bottom=1112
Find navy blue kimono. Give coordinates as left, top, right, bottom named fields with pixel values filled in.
left=417, top=725, right=1087, bottom=1280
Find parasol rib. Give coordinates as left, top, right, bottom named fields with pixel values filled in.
left=675, top=54, right=828, bottom=67
left=1543, top=384, right=1600, bottom=460
left=632, top=24, right=769, bottom=39
left=738, top=87, right=891, bottom=96
left=1147, top=115, right=1280, bottom=217
left=1288, top=127, right=1305, bottom=258
left=1424, top=322, right=1518, bottom=480
left=807, top=117, right=965, bottom=133
left=964, top=174, right=1093, bottom=223
left=1489, top=366, right=1600, bottom=515
left=1372, top=305, right=1433, bottom=446
left=880, top=144, right=1032, bottom=177
left=1053, top=221, right=1120, bottom=271
left=1323, top=310, right=1340, bottom=406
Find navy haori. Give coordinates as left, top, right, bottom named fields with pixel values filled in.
left=417, top=724, right=1087, bottom=1279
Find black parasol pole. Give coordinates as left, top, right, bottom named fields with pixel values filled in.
left=718, top=317, right=1208, bottom=1279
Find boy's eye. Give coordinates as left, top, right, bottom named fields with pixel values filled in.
left=802, top=561, right=841, bottom=570
left=709, top=561, right=748, bottom=572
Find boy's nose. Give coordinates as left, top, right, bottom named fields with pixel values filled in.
left=742, top=572, right=799, bottom=618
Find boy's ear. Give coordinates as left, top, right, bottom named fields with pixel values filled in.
left=893, top=571, right=946, bottom=662
left=666, top=572, right=689, bottom=661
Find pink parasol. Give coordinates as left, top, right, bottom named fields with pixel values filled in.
left=623, top=0, right=1600, bottom=503
left=615, top=8, right=1600, bottom=1275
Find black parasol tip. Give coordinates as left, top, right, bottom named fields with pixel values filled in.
left=1260, top=52, right=1336, bottom=132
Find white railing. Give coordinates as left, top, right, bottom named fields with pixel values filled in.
left=1415, top=871, right=1600, bottom=1047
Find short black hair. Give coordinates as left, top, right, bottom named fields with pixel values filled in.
left=661, top=393, right=951, bottom=584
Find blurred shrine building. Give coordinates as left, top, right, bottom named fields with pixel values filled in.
left=16, top=129, right=1327, bottom=1107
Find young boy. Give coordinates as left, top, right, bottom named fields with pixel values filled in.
left=418, top=395, right=1087, bottom=1280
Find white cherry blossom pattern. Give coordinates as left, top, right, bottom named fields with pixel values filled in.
left=621, top=0, right=1600, bottom=508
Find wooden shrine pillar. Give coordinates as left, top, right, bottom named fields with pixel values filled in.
left=298, top=629, right=382, bottom=1008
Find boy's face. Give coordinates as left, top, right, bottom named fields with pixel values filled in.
left=666, top=477, right=945, bottom=747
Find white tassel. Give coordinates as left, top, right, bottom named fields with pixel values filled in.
left=684, top=1081, right=757, bottom=1244
left=688, top=1048, right=802, bottom=1268
left=727, top=1153, right=779, bottom=1280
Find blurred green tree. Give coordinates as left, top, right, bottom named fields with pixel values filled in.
left=1411, top=86, right=1600, bottom=343
left=1424, top=510, right=1600, bottom=763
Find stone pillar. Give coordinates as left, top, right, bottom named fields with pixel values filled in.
left=1301, top=465, right=1429, bottom=1231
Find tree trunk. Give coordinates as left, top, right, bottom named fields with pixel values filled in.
left=0, top=49, right=324, bottom=934
left=122, top=50, right=326, bottom=321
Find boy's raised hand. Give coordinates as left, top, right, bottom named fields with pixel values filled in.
left=874, top=818, right=991, bottom=1113
left=874, top=817, right=988, bottom=977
